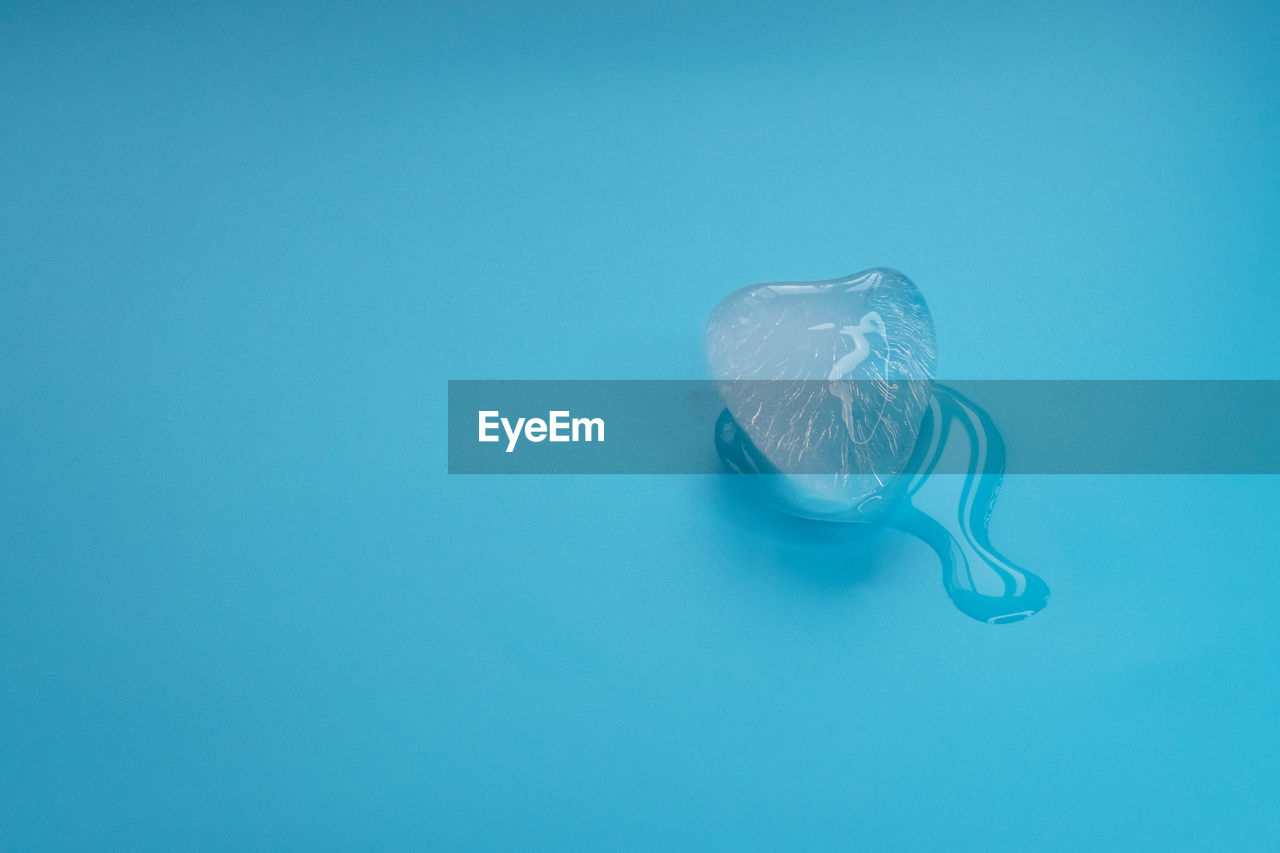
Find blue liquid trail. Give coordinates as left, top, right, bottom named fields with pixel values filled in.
left=715, top=385, right=1050, bottom=623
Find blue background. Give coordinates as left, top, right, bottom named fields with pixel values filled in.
left=3, top=1, right=1278, bottom=848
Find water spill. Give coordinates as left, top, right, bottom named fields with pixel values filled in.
left=715, top=384, right=1050, bottom=623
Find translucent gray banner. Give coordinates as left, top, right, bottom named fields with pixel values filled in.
left=447, top=380, right=1280, bottom=474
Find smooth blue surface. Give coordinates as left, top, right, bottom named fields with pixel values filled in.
left=3, top=1, right=1279, bottom=848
